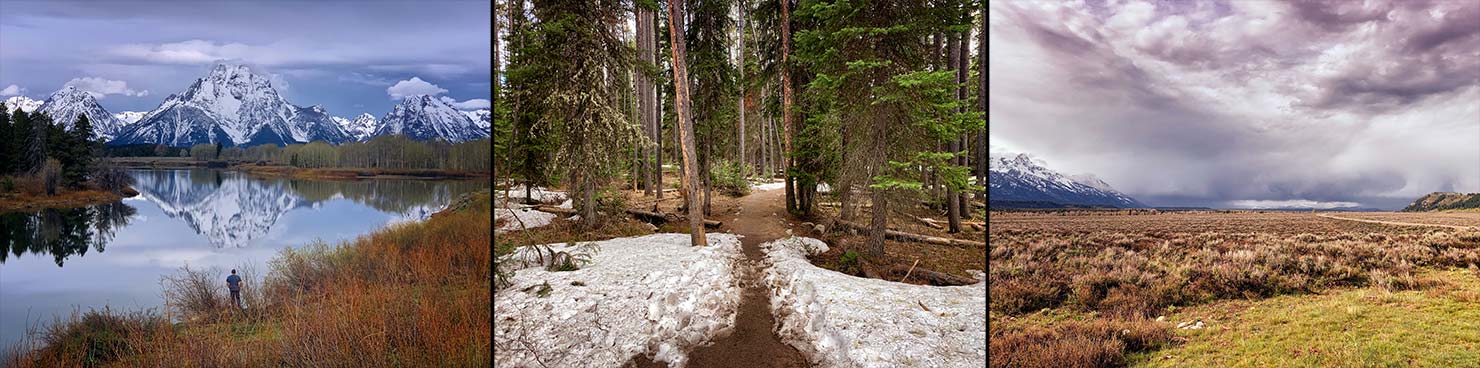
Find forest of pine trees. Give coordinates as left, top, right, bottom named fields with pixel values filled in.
left=494, top=0, right=985, bottom=252
left=0, top=103, right=131, bottom=197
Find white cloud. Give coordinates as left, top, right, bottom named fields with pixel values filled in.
left=439, top=96, right=490, bottom=110
left=0, top=84, right=25, bottom=96
left=110, top=39, right=253, bottom=65
left=64, top=77, right=149, bottom=98
left=386, top=77, right=447, bottom=99
left=1226, top=200, right=1362, bottom=209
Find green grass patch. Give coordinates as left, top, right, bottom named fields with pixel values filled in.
left=1131, top=268, right=1480, bottom=367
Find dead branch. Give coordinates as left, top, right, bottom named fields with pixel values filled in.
left=830, top=218, right=985, bottom=248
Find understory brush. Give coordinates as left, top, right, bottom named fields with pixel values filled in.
left=990, top=229, right=1480, bottom=318
left=989, top=316, right=1173, bottom=368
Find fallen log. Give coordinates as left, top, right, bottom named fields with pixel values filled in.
left=829, top=218, right=986, bottom=248
left=897, top=211, right=944, bottom=230
left=536, top=206, right=721, bottom=228
left=887, top=264, right=977, bottom=286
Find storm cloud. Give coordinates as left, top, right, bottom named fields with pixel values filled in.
left=989, top=0, right=1480, bottom=209
left=0, top=1, right=490, bottom=117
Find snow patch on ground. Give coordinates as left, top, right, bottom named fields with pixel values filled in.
left=495, top=208, right=557, bottom=233
left=763, top=237, right=986, bottom=368
left=751, top=181, right=786, bottom=191
left=495, top=234, right=745, bottom=368
left=496, top=185, right=569, bottom=206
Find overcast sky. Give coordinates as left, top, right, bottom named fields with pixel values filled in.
left=989, top=0, right=1480, bottom=209
left=0, top=1, right=491, bottom=118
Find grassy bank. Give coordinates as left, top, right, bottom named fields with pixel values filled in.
left=0, top=185, right=138, bottom=213
left=4, top=190, right=493, bottom=367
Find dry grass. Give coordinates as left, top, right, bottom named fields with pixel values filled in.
left=987, top=211, right=1480, bottom=367
left=6, top=191, right=493, bottom=367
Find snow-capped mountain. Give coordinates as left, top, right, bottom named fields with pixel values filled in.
left=374, top=95, right=489, bottom=143
left=34, top=86, right=129, bottom=140
left=333, top=113, right=380, bottom=142
left=461, top=109, right=490, bottom=132
left=109, top=63, right=351, bottom=147
left=989, top=153, right=1145, bottom=208
left=113, top=111, right=147, bottom=125
left=4, top=96, right=42, bottom=114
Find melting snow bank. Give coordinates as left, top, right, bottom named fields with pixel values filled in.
left=495, top=234, right=744, bottom=367
left=763, top=237, right=986, bottom=368
left=494, top=208, right=558, bottom=233
left=751, top=181, right=786, bottom=191
left=496, top=185, right=569, bottom=207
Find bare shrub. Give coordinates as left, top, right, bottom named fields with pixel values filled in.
left=161, top=265, right=225, bottom=323
left=989, top=318, right=1172, bottom=368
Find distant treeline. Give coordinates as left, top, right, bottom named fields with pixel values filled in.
left=108, top=135, right=492, bottom=172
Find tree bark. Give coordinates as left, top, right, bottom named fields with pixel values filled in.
left=637, top=5, right=656, bottom=197
left=867, top=187, right=889, bottom=258
left=737, top=3, right=747, bottom=178
left=946, top=32, right=961, bottom=233
left=666, top=0, right=708, bottom=246
left=977, top=5, right=987, bottom=208
left=780, top=0, right=795, bottom=214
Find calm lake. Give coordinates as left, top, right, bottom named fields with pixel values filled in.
left=0, top=169, right=487, bottom=351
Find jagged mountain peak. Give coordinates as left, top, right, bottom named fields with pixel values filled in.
left=5, top=95, right=43, bottom=114
left=374, top=95, right=488, bottom=143
left=109, top=64, right=350, bottom=147
left=988, top=152, right=1145, bottom=208
left=36, top=86, right=129, bottom=140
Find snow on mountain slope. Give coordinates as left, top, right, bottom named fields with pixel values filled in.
left=35, top=86, right=129, bottom=140
left=989, top=153, right=1145, bottom=208
left=375, top=95, right=489, bottom=143
left=4, top=96, right=42, bottom=114
left=462, top=109, right=491, bottom=131
left=334, top=113, right=380, bottom=142
left=114, top=111, right=147, bottom=125
left=109, top=63, right=351, bottom=147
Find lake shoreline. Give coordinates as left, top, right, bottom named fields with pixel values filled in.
left=105, top=157, right=490, bottom=181
left=3, top=190, right=492, bottom=366
left=0, top=185, right=139, bottom=213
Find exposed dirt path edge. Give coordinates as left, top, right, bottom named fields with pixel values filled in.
left=1317, top=213, right=1478, bottom=230
left=627, top=187, right=809, bottom=367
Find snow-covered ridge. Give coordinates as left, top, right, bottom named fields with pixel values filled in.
left=375, top=94, right=489, bottom=143
left=4, top=95, right=43, bottom=114
left=764, top=237, right=986, bottom=368
left=110, top=63, right=352, bottom=147
left=333, top=113, right=380, bottom=142
left=494, top=234, right=744, bottom=367
left=35, top=86, right=130, bottom=140
left=988, top=152, right=1144, bottom=207
left=114, top=111, right=147, bottom=125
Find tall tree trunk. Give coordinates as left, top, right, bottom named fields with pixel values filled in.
left=945, top=31, right=962, bottom=233
left=868, top=176, right=889, bottom=258
left=978, top=7, right=987, bottom=204
left=583, top=172, right=597, bottom=226
left=737, top=3, right=747, bottom=178
left=780, top=0, right=796, bottom=213
left=638, top=5, right=656, bottom=197
left=666, top=0, right=707, bottom=246
left=704, top=126, right=713, bottom=215
left=959, top=13, right=974, bottom=219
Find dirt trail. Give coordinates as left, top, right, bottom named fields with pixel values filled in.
left=1317, top=213, right=1479, bottom=230
left=627, top=187, right=809, bottom=367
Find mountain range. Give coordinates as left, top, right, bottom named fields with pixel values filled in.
left=988, top=153, right=1146, bottom=208
left=6, top=63, right=490, bottom=147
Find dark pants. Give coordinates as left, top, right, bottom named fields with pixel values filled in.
left=231, top=289, right=241, bottom=308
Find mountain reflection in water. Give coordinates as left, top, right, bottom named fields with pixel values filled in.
left=0, top=169, right=487, bottom=264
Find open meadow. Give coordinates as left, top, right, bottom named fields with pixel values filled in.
left=988, top=210, right=1480, bottom=367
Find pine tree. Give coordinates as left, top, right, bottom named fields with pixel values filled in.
left=0, top=103, right=12, bottom=175
left=64, top=114, right=97, bottom=187
left=667, top=0, right=710, bottom=246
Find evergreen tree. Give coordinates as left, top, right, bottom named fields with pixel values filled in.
left=529, top=0, right=641, bottom=225
left=64, top=115, right=96, bottom=187
left=795, top=0, right=981, bottom=257
left=686, top=0, right=737, bottom=215
left=0, top=103, right=12, bottom=175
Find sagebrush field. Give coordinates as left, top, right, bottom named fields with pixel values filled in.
left=988, top=210, right=1480, bottom=367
